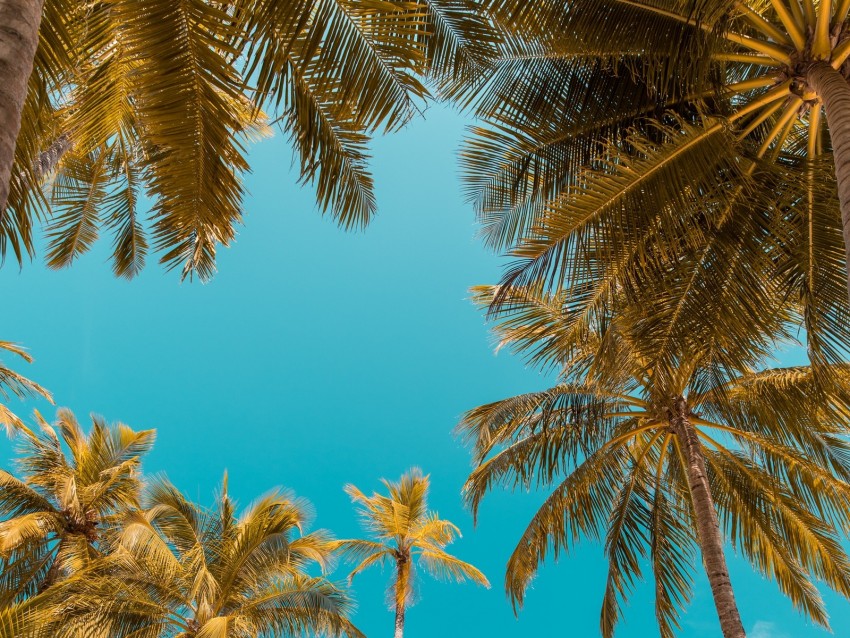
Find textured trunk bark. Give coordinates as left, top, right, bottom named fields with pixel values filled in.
left=394, top=599, right=405, bottom=638
left=394, top=557, right=407, bottom=638
left=670, top=397, right=746, bottom=638
left=807, top=61, right=850, bottom=303
left=34, top=132, right=71, bottom=179
left=0, top=0, right=44, bottom=212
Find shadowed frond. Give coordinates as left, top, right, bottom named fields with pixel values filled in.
left=57, top=476, right=360, bottom=638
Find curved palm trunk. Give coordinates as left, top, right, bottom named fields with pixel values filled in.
left=394, top=556, right=409, bottom=638
left=0, top=0, right=43, bottom=211
left=807, top=61, right=850, bottom=302
left=670, top=397, right=746, bottom=638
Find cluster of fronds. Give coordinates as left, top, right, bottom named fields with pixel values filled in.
left=452, top=0, right=850, bottom=376
left=334, top=468, right=489, bottom=615
left=460, top=285, right=850, bottom=638
left=8, top=0, right=500, bottom=280
left=0, top=411, right=362, bottom=638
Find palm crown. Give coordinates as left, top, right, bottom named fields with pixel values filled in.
left=460, top=284, right=850, bottom=637
left=0, top=409, right=154, bottom=600
left=58, top=476, right=362, bottom=638
left=0, top=342, right=50, bottom=434
left=335, top=469, right=488, bottom=637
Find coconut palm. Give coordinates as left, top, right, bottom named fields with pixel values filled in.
left=454, top=0, right=850, bottom=371
left=335, top=469, right=489, bottom=638
left=57, top=476, right=363, bottom=638
left=2, top=0, right=497, bottom=280
left=0, top=409, right=154, bottom=596
left=0, top=341, right=50, bottom=433
left=460, top=285, right=850, bottom=638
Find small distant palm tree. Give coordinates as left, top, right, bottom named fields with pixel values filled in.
left=0, top=409, right=154, bottom=596
left=335, top=469, right=489, bottom=638
left=59, top=476, right=362, bottom=638
left=0, top=341, right=51, bottom=433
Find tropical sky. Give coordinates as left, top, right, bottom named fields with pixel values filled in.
left=1, top=104, right=846, bottom=638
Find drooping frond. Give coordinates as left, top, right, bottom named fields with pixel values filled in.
left=417, top=546, right=490, bottom=587
left=114, top=0, right=252, bottom=281
left=0, top=342, right=51, bottom=434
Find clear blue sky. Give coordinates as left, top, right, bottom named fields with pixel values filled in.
left=1, top=104, right=847, bottom=638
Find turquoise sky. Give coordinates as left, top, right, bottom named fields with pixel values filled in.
left=1, top=104, right=847, bottom=638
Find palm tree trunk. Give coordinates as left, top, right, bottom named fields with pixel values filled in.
left=394, top=556, right=408, bottom=638
left=38, top=538, right=65, bottom=593
left=807, top=61, right=850, bottom=302
left=670, top=396, right=746, bottom=638
left=0, top=0, right=43, bottom=212
left=394, top=599, right=405, bottom=638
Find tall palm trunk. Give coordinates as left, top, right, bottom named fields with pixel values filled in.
left=807, top=61, right=850, bottom=302
left=670, top=396, right=746, bottom=638
left=394, top=555, right=409, bottom=638
left=0, top=0, right=43, bottom=212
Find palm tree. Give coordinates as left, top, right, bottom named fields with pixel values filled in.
left=460, top=285, right=850, bottom=638
left=57, top=476, right=363, bottom=638
left=454, top=0, right=850, bottom=369
left=0, top=341, right=51, bottom=433
left=0, top=409, right=154, bottom=596
left=2, top=0, right=497, bottom=280
left=335, top=469, right=489, bottom=638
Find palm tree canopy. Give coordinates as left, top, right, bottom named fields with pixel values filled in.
left=5, top=0, right=499, bottom=281
left=335, top=469, right=489, bottom=608
left=453, top=0, right=850, bottom=374
left=0, top=342, right=51, bottom=434
left=459, top=284, right=850, bottom=638
left=56, top=475, right=362, bottom=638
left=0, top=409, right=154, bottom=598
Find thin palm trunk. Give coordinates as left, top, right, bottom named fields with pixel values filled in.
left=37, top=536, right=66, bottom=593
left=807, top=61, right=850, bottom=303
left=670, top=396, right=746, bottom=638
left=394, top=555, right=408, bottom=638
left=0, top=0, right=43, bottom=212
